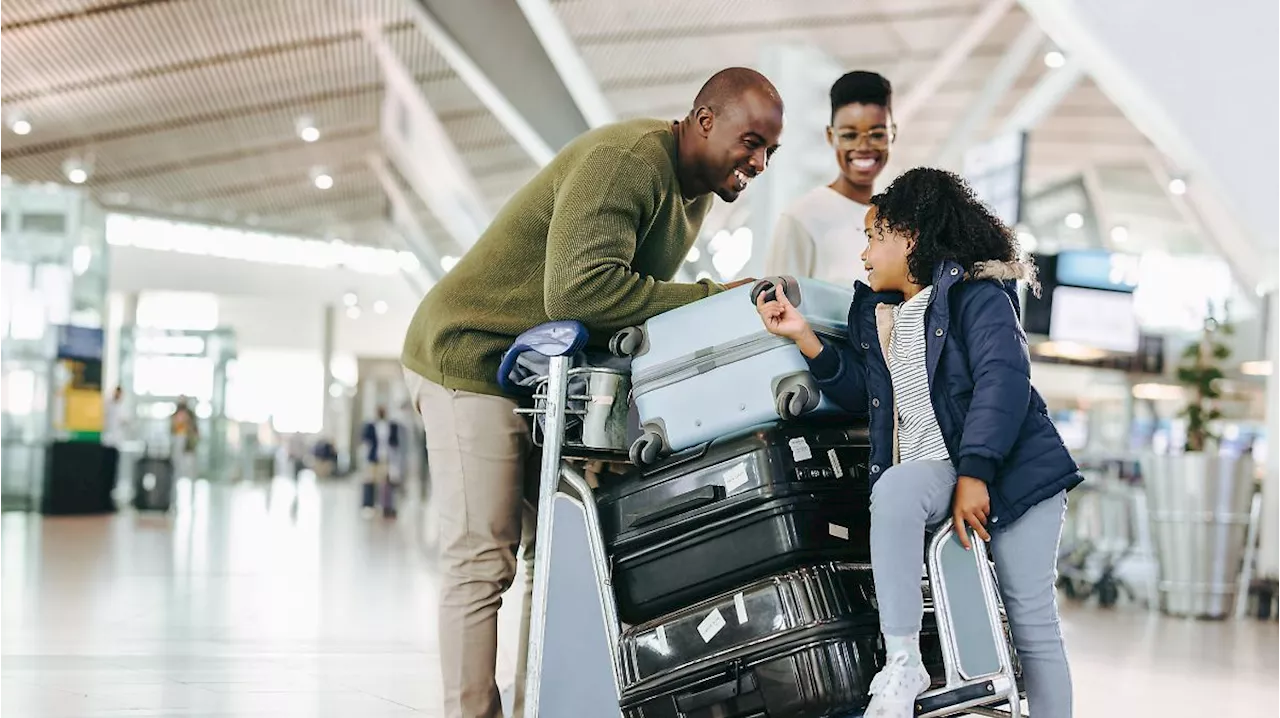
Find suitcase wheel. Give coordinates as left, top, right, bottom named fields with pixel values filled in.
left=629, top=430, right=666, bottom=466
left=610, top=326, right=645, bottom=357
left=775, top=383, right=817, bottom=420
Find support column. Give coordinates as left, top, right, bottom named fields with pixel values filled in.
left=322, top=304, right=336, bottom=438
left=1258, top=291, right=1278, bottom=579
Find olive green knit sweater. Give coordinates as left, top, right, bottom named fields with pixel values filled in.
left=401, top=118, right=723, bottom=396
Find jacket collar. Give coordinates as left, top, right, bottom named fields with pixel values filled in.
left=849, top=259, right=1029, bottom=342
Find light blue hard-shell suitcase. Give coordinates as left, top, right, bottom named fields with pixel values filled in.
left=611, top=276, right=856, bottom=465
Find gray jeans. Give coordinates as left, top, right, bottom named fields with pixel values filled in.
left=871, top=460, right=1073, bottom=718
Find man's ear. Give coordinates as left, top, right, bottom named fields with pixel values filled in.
left=695, top=106, right=714, bottom=137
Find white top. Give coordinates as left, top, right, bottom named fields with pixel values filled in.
left=889, top=287, right=950, bottom=463
left=374, top=420, right=391, bottom=462
left=765, top=186, right=871, bottom=288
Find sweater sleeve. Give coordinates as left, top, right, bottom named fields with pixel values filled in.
left=765, top=212, right=817, bottom=278
left=543, top=145, right=721, bottom=332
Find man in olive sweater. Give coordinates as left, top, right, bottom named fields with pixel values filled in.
left=402, top=67, right=783, bottom=718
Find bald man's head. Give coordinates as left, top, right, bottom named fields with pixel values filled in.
left=677, top=68, right=785, bottom=203
left=692, top=67, right=783, bottom=116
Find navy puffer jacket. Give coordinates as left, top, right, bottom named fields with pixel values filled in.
left=806, top=260, right=1083, bottom=530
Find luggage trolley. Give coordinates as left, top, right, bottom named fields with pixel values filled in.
left=510, top=320, right=1026, bottom=718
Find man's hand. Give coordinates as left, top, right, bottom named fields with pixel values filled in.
left=952, top=476, right=992, bottom=550
left=722, top=277, right=757, bottom=290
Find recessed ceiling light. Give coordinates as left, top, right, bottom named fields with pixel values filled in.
left=686, top=246, right=702, bottom=263
left=342, top=292, right=358, bottom=307
left=373, top=300, right=388, bottom=315
left=1110, top=225, right=1129, bottom=243
left=67, top=168, right=87, bottom=184
left=1044, top=51, right=1066, bottom=69
left=296, top=115, right=320, bottom=142
left=314, top=173, right=333, bottom=190
left=11, top=119, right=31, bottom=135
left=1168, top=178, right=1187, bottom=195
left=1064, top=212, right=1084, bottom=229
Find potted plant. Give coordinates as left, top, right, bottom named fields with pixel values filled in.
left=1175, top=316, right=1231, bottom=452
left=1142, top=312, right=1256, bottom=619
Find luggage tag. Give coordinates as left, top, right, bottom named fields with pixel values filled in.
left=697, top=608, right=727, bottom=642
left=788, top=437, right=812, bottom=462
left=722, top=462, right=750, bottom=494
left=827, top=448, right=844, bottom=478
left=828, top=523, right=850, bottom=540
left=734, top=592, right=749, bottom=624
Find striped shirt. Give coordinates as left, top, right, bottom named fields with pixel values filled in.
left=889, top=286, right=951, bottom=463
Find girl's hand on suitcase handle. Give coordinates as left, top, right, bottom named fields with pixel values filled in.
left=756, top=288, right=810, bottom=338
left=953, top=476, right=992, bottom=550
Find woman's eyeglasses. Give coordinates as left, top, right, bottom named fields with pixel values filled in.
left=832, top=127, right=896, bottom=150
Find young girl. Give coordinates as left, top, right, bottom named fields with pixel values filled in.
left=756, top=168, right=1080, bottom=717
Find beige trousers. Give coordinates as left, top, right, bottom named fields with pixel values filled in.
left=404, top=369, right=535, bottom=718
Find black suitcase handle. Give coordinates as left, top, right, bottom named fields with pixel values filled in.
left=675, top=664, right=758, bottom=713
left=629, top=485, right=724, bottom=528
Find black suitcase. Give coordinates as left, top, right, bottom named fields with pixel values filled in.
left=618, top=563, right=884, bottom=717
left=597, top=422, right=871, bottom=624
left=133, top=457, right=174, bottom=512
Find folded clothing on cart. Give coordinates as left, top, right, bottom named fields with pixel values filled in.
left=498, top=320, right=633, bottom=449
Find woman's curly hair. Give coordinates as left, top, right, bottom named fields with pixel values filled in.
left=869, top=167, right=1038, bottom=294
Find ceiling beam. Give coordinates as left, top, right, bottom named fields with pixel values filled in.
left=363, top=19, right=490, bottom=253
left=1144, top=152, right=1269, bottom=292
left=894, top=0, right=1017, bottom=125
left=367, top=152, right=448, bottom=284
left=996, top=56, right=1084, bottom=136
left=514, top=0, right=614, bottom=128
left=405, top=0, right=608, bottom=166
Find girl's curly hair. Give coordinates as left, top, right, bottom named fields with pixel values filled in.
left=869, top=167, right=1038, bottom=294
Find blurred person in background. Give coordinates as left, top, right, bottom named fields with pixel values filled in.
left=170, top=396, right=198, bottom=479
left=102, top=385, right=129, bottom=449
left=401, top=67, right=785, bottom=718
left=766, top=70, right=895, bottom=287
left=360, top=406, right=400, bottom=518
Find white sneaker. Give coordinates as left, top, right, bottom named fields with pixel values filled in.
left=865, top=651, right=931, bottom=718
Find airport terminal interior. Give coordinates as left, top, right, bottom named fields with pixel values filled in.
left=1, top=1, right=1277, bottom=716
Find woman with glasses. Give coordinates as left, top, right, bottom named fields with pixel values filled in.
left=765, top=71, right=896, bottom=287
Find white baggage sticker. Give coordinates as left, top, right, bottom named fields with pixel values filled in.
left=788, top=437, right=812, bottom=462
left=829, top=523, right=849, bottom=540
left=655, top=625, right=669, bottom=652
left=828, top=448, right=844, bottom=478
left=722, top=463, right=750, bottom=493
left=734, top=592, right=748, bottom=624
left=697, top=608, right=727, bottom=643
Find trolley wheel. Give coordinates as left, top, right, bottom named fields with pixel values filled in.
left=629, top=431, right=666, bottom=467
left=1097, top=579, right=1120, bottom=608
left=775, top=384, right=813, bottom=421
left=610, top=326, right=645, bottom=357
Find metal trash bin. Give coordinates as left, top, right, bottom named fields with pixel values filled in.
left=1141, top=452, right=1256, bottom=618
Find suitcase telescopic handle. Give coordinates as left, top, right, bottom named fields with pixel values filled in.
left=674, top=662, right=758, bottom=713
left=748, top=276, right=802, bottom=307
left=628, top=485, right=724, bottom=528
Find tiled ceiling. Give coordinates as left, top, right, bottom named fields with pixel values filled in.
left=0, top=0, right=1184, bottom=254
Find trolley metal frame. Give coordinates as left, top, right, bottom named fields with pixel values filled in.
left=516, top=344, right=1028, bottom=718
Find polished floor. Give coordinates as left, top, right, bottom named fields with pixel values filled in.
left=3, top=475, right=1276, bottom=717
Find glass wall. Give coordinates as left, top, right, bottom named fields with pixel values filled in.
left=1, top=180, right=109, bottom=510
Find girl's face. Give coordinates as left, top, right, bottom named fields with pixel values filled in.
left=861, top=206, right=914, bottom=293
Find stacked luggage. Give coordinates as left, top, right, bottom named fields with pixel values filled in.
left=506, top=277, right=1024, bottom=717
